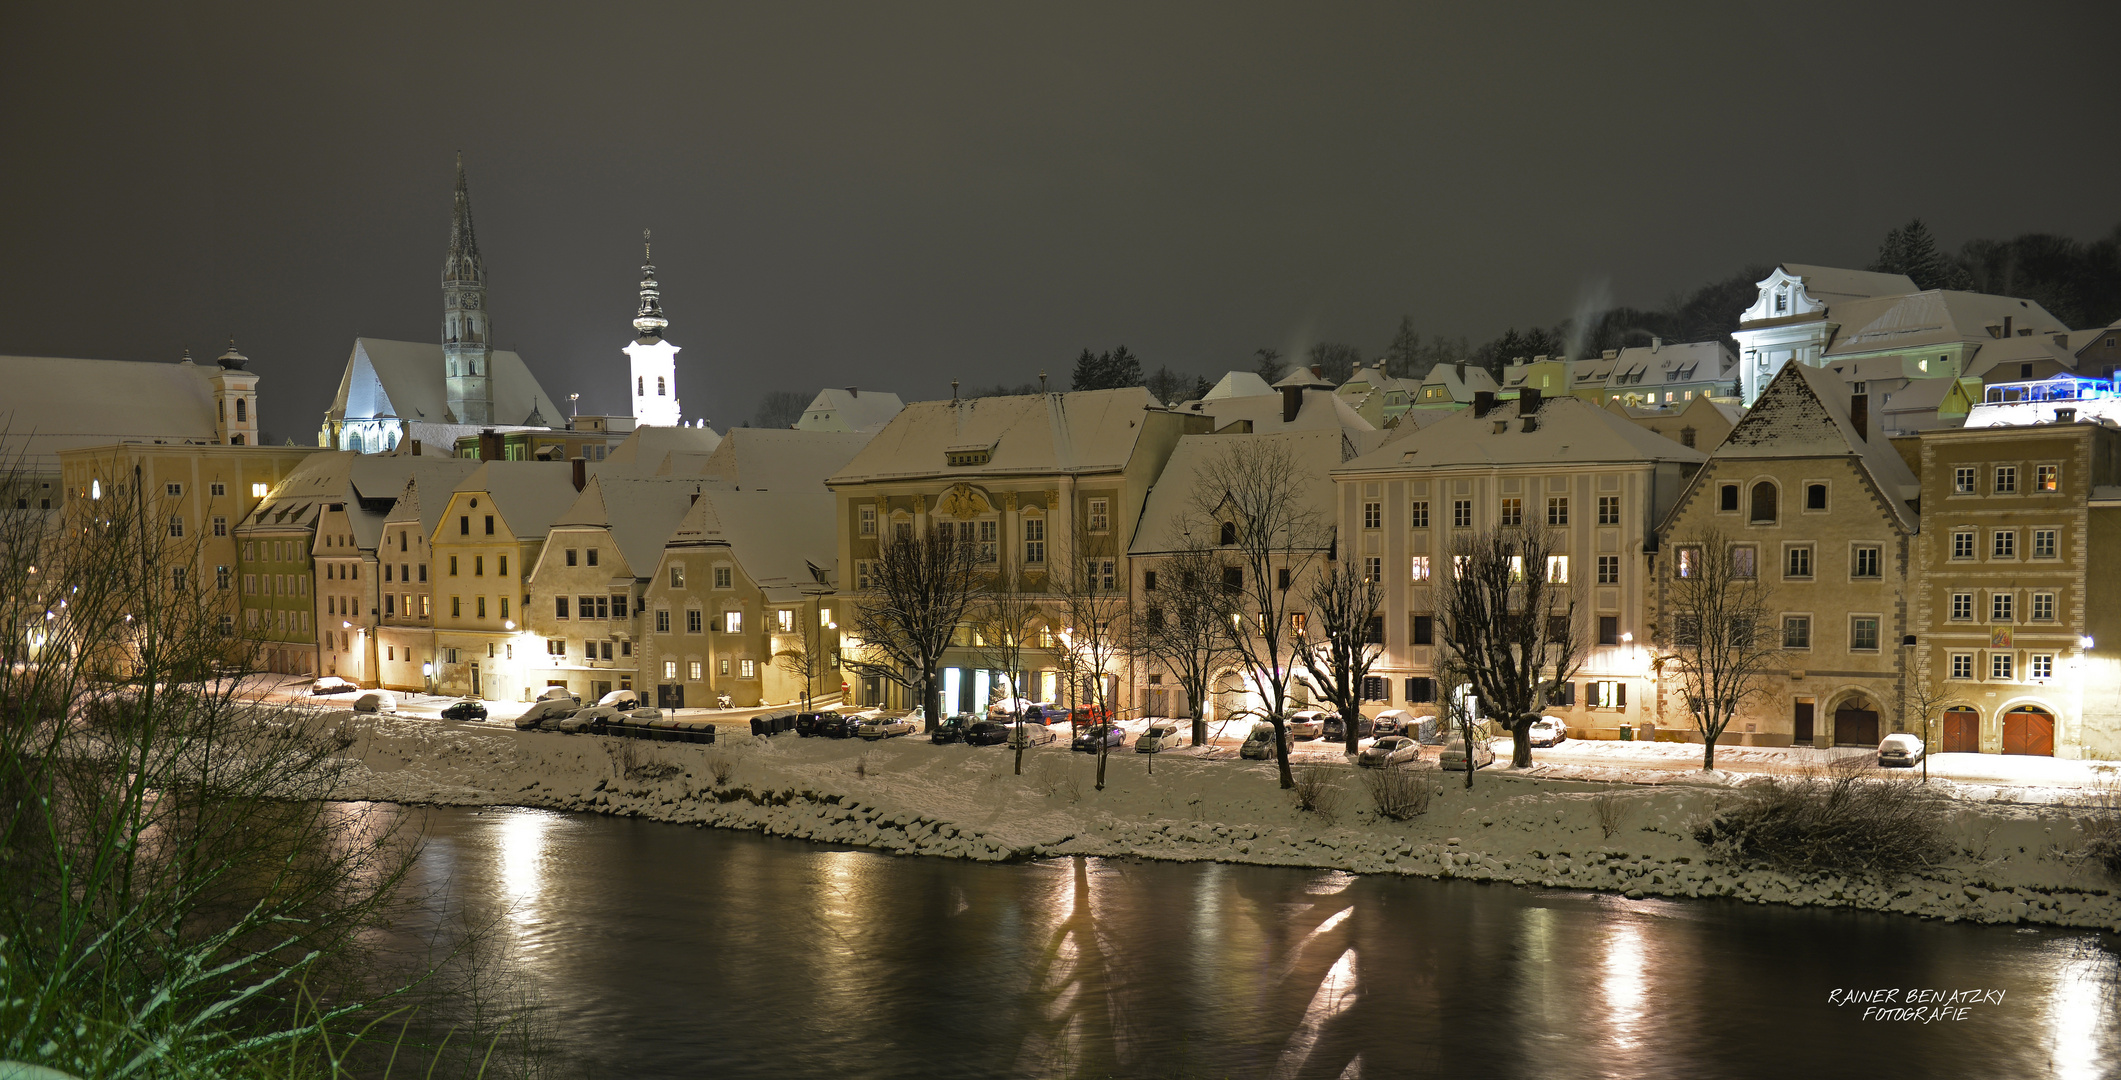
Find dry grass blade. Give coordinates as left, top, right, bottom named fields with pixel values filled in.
left=1593, top=790, right=1631, bottom=839
left=1693, top=771, right=1950, bottom=876
left=1361, top=766, right=1431, bottom=821
left=1291, top=763, right=1343, bottom=823
left=2080, top=784, right=2121, bottom=880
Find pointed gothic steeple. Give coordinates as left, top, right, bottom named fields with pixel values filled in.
left=444, top=153, right=483, bottom=284
left=633, top=229, right=668, bottom=342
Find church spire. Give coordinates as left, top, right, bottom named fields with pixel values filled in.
left=633, top=229, right=668, bottom=341
left=444, top=152, right=483, bottom=284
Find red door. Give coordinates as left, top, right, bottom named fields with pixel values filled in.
left=2001, top=707, right=2054, bottom=756
left=1943, top=709, right=1980, bottom=754
left=1792, top=701, right=1814, bottom=745
left=1833, top=707, right=1879, bottom=747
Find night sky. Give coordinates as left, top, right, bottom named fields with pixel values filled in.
left=4, top=2, right=2117, bottom=439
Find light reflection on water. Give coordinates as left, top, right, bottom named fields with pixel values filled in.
left=377, top=806, right=2121, bottom=1080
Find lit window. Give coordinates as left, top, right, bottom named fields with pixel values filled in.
left=1546, top=555, right=1568, bottom=583
left=2037, top=465, right=2058, bottom=491
left=664, top=660, right=677, bottom=680
left=1410, top=555, right=1431, bottom=581
left=740, top=659, right=756, bottom=678
left=724, top=610, right=743, bottom=634
left=689, top=661, right=703, bottom=681
left=1499, top=498, right=1523, bottom=526
left=1676, top=546, right=1699, bottom=579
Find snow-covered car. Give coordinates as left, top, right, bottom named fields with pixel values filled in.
left=538, top=686, right=579, bottom=705
left=1135, top=720, right=1185, bottom=754
left=1438, top=738, right=1496, bottom=771
left=987, top=697, right=1035, bottom=719
left=1240, top=723, right=1292, bottom=760
left=1528, top=717, right=1568, bottom=747
left=596, top=690, right=639, bottom=710
left=627, top=707, right=664, bottom=720
left=1286, top=710, right=1328, bottom=740
left=1358, top=735, right=1421, bottom=768
left=843, top=709, right=887, bottom=737
left=1071, top=723, right=1126, bottom=752
left=352, top=690, right=396, bottom=714
left=440, top=700, right=487, bottom=721
left=1322, top=712, right=1374, bottom=741
left=514, top=698, right=576, bottom=729
left=1371, top=709, right=1413, bottom=736
left=573, top=705, right=622, bottom=729
left=1878, top=733, right=1925, bottom=768
left=310, top=676, right=359, bottom=696
left=858, top=714, right=917, bottom=739
left=1008, top=722, right=1059, bottom=748
left=555, top=714, right=596, bottom=734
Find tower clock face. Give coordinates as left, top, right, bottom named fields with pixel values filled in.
left=462, top=294, right=481, bottom=310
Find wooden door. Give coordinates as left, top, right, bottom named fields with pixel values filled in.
left=2002, top=708, right=2054, bottom=756
left=1792, top=701, right=1815, bottom=745
left=1833, top=707, right=1879, bottom=747
left=1943, top=709, right=1980, bottom=754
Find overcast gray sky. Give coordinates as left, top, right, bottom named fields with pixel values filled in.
left=4, top=1, right=2116, bottom=437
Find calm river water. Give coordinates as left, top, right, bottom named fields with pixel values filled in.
left=378, top=805, right=2119, bottom=1080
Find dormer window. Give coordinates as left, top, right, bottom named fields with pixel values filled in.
left=1774, top=287, right=1789, bottom=314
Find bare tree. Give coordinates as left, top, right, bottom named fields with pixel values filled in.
left=1435, top=524, right=1588, bottom=769
left=972, top=584, right=1044, bottom=776
left=772, top=590, right=833, bottom=711
left=1654, top=529, right=1782, bottom=771
left=843, top=523, right=979, bottom=732
left=1297, top=559, right=1388, bottom=755
left=751, top=389, right=812, bottom=429
left=1901, top=655, right=1947, bottom=784
left=1189, top=438, right=1330, bottom=790
left=1131, top=538, right=1238, bottom=748
left=1053, top=523, right=1129, bottom=791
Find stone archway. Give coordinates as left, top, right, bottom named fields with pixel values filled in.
left=2001, top=704, right=2055, bottom=757
left=1829, top=692, right=1880, bottom=747
left=1942, top=706, right=1980, bottom=754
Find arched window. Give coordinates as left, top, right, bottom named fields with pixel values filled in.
left=235, top=398, right=246, bottom=422
left=1219, top=520, right=1237, bottom=546
left=637, top=376, right=644, bottom=396
left=1749, top=481, right=1777, bottom=524
left=657, top=377, right=667, bottom=397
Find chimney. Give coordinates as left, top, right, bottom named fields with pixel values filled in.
left=2003, top=315, right=2013, bottom=339
left=1652, top=336, right=1663, bottom=351
left=1454, top=361, right=1467, bottom=381
left=1848, top=392, right=1869, bottom=442
left=1282, top=384, right=1303, bottom=424
left=2057, top=407, right=2078, bottom=423
left=571, top=457, right=586, bottom=492
left=1310, top=363, right=1324, bottom=379
left=1521, top=387, right=1543, bottom=414
left=477, top=428, right=503, bottom=461
left=1472, top=390, right=1497, bottom=418
left=846, top=386, right=858, bottom=398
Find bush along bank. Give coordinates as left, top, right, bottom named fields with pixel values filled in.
left=333, top=716, right=2121, bottom=931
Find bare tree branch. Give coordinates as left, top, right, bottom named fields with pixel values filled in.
left=1434, top=524, right=1588, bottom=769
left=1652, top=528, right=1783, bottom=770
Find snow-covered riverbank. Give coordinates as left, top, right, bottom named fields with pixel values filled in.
left=331, top=716, right=2121, bottom=931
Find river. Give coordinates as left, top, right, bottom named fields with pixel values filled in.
left=376, top=805, right=2119, bottom=1079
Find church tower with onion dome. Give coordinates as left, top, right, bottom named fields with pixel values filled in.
left=623, top=230, right=683, bottom=427
left=442, top=153, right=494, bottom=424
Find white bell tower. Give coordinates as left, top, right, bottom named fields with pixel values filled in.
left=623, top=230, right=682, bottom=427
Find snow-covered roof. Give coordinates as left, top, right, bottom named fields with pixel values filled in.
left=665, top=490, right=839, bottom=601
left=1605, top=340, right=1731, bottom=386
left=694, top=428, right=874, bottom=492
left=1129, top=430, right=1353, bottom=556
left=454, top=461, right=602, bottom=541
left=1414, top=362, right=1500, bottom=402
left=796, top=387, right=905, bottom=433
left=551, top=476, right=715, bottom=578
left=1272, top=366, right=1335, bottom=390
left=1344, top=394, right=1704, bottom=473
left=1709, top=362, right=1918, bottom=528
left=326, top=338, right=560, bottom=428
left=1824, top=291, right=2067, bottom=359
left=601, top=424, right=724, bottom=475
left=1174, top=389, right=1377, bottom=436
left=1778, top=264, right=1920, bottom=304
left=382, top=459, right=487, bottom=538
left=0, top=355, right=224, bottom=472
left=1338, top=362, right=1407, bottom=394
left=1959, top=333, right=2079, bottom=379
left=830, top=388, right=1160, bottom=485
left=1201, top=371, right=1273, bottom=400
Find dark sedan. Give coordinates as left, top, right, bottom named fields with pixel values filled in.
left=815, top=713, right=859, bottom=739
left=1072, top=723, right=1127, bottom=752
left=931, top=714, right=982, bottom=744
left=440, top=700, right=487, bottom=722
left=795, top=711, right=840, bottom=738
left=964, top=720, right=1012, bottom=746
left=1322, top=713, right=1374, bottom=741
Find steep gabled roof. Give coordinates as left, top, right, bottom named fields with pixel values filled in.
left=1824, top=291, right=2068, bottom=358
left=550, top=476, right=713, bottom=577
left=1778, top=264, right=1920, bottom=303
left=382, top=460, right=487, bottom=539
left=1129, top=429, right=1350, bottom=556
left=664, top=490, right=839, bottom=601
left=454, top=461, right=599, bottom=540
left=694, top=428, right=873, bottom=491
left=1201, top=371, right=1273, bottom=400
left=830, top=388, right=1159, bottom=485
left=1343, top=394, right=1704, bottom=472
left=1708, top=362, right=1918, bottom=529
left=797, top=387, right=905, bottom=432
left=601, top=424, right=724, bottom=474
left=1178, top=388, right=1377, bottom=436
left=327, top=338, right=559, bottom=428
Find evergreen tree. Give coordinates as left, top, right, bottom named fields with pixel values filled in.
left=1194, top=374, right=1212, bottom=399
left=1382, top=315, right=1423, bottom=378
left=1107, top=345, right=1143, bottom=388
left=1871, top=218, right=1971, bottom=291
left=1070, top=347, right=1108, bottom=391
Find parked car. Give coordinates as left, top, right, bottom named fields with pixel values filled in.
left=1240, top=723, right=1293, bottom=760
left=1135, top=720, right=1185, bottom=754
left=816, top=713, right=857, bottom=739
left=627, top=707, right=664, bottom=721
left=1371, top=709, right=1413, bottom=736
left=538, top=686, right=579, bottom=705
left=1022, top=701, right=1065, bottom=723
left=1878, top=732, right=1925, bottom=768
left=1528, top=717, right=1569, bottom=747
left=311, top=676, right=359, bottom=696
left=903, top=706, right=927, bottom=727
left=859, top=714, right=918, bottom=740
left=352, top=690, right=396, bottom=714
left=795, top=710, right=840, bottom=737
left=1438, top=738, right=1496, bottom=771
left=1286, top=710, right=1328, bottom=740
left=844, top=710, right=887, bottom=738
left=1322, top=712, right=1375, bottom=741
left=1072, top=723, right=1127, bottom=752
left=1358, top=735, right=1422, bottom=768
left=964, top=719, right=1012, bottom=746
left=1008, top=722, right=1060, bottom=748
left=987, top=697, right=1035, bottom=719
left=440, top=699, right=487, bottom=721
left=514, top=698, right=576, bottom=730
left=1067, top=704, right=1115, bottom=728
left=932, top=714, right=980, bottom=744
left=596, top=690, right=639, bottom=710
left=573, top=705, right=622, bottom=729
left=555, top=714, right=595, bottom=734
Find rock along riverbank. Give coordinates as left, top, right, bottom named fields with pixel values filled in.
left=331, top=715, right=2121, bottom=932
